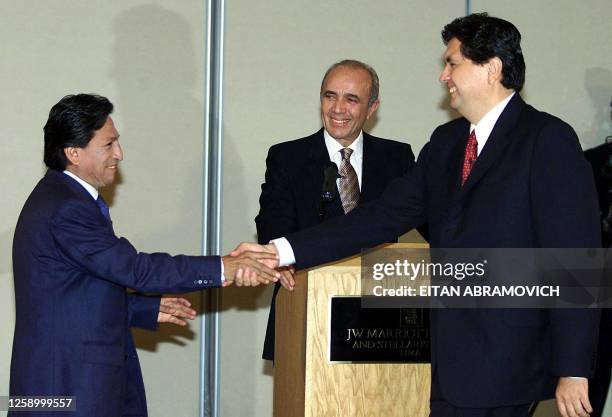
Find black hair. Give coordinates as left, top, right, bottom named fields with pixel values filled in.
left=442, top=13, right=525, bottom=92
left=43, top=94, right=114, bottom=170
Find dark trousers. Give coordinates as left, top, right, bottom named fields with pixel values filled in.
left=430, top=371, right=533, bottom=417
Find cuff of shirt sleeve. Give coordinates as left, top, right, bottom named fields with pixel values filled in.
left=271, top=237, right=295, bottom=267
left=220, top=258, right=225, bottom=282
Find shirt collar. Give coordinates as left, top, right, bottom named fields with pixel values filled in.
left=63, top=170, right=99, bottom=200
left=323, top=129, right=363, bottom=161
left=470, top=92, right=515, bottom=154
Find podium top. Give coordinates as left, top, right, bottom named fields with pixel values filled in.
left=307, top=242, right=430, bottom=270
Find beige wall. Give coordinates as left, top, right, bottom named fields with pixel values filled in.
left=0, top=2, right=206, bottom=417
left=471, top=0, right=612, bottom=151
left=2, top=2, right=610, bottom=417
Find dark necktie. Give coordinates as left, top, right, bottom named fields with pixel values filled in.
left=461, top=130, right=478, bottom=186
left=338, top=148, right=360, bottom=213
left=96, top=196, right=112, bottom=224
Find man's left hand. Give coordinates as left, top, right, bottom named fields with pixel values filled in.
left=157, top=296, right=196, bottom=326
left=556, top=377, right=592, bottom=417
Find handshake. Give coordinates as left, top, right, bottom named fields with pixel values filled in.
left=221, top=242, right=296, bottom=290
left=158, top=242, right=296, bottom=327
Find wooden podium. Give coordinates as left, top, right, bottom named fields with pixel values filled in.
left=273, top=244, right=431, bottom=417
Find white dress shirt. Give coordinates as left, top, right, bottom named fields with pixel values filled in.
left=63, top=170, right=98, bottom=200
left=470, top=92, right=514, bottom=155
left=324, top=129, right=364, bottom=189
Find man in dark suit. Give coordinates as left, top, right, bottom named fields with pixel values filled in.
left=10, top=94, right=279, bottom=417
left=237, top=14, right=601, bottom=417
left=255, top=60, right=418, bottom=361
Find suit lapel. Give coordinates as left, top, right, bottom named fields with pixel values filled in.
left=444, top=95, right=526, bottom=236
left=443, top=120, right=471, bottom=225
left=460, top=94, right=526, bottom=194
left=361, top=133, right=385, bottom=203
left=448, top=122, right=470, bottom=192
left=49, top=170, right=118, bottom=234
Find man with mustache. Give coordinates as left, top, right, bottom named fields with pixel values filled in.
left=255, top=60, right=418, bottom=361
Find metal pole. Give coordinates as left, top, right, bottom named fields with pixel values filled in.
left=200, top=0, right=224, bottom=416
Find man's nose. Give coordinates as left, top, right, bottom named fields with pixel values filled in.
left=439, top=65, right=450, bottom=83
left=331, top=98, right=346, bottom=113
left=113, top=142, right=124, bottom=161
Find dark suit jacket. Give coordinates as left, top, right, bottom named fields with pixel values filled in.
left=255, top=128, right=416, bottom=360
left=584, top=144, right=612, bottom=417
left=285, top=95, right=601, bottom=407
left=10, top=170, right=221, bottom=417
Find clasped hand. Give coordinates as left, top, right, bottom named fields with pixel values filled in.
left=222, top=243, right=289, bottom=287
left=157, top=243, right=294, bottom=328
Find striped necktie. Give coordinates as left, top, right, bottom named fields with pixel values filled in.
left=338, top=148, right=360, bottom=213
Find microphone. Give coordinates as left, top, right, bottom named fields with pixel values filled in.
left=319, top=162, right=340, bottom=219
left=321, top=161, right=340, bottom=203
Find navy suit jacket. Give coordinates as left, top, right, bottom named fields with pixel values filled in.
left=10, top=170, right=221, bottom=417
left=285, top=95, right=601, bottom=407
left=255, top=129, right=416, bottom=360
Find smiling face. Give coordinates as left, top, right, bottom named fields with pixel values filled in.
left=439, top=38, right=492, bottom=124
left=320, top=66, right=379, bottom=146
left=64, top=116, right=123, bottom=189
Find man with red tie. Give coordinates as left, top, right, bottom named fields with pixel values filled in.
left=236, top=13, right=601, bottom=417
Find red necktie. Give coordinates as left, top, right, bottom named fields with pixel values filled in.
left=461, top=130, right=478, bottom=186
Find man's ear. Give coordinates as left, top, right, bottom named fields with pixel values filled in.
left=366, top=99, right=380, bottom=119
left=487, top=57, right=503, bottom=84
left=64, top=147, right=80, bottom=165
